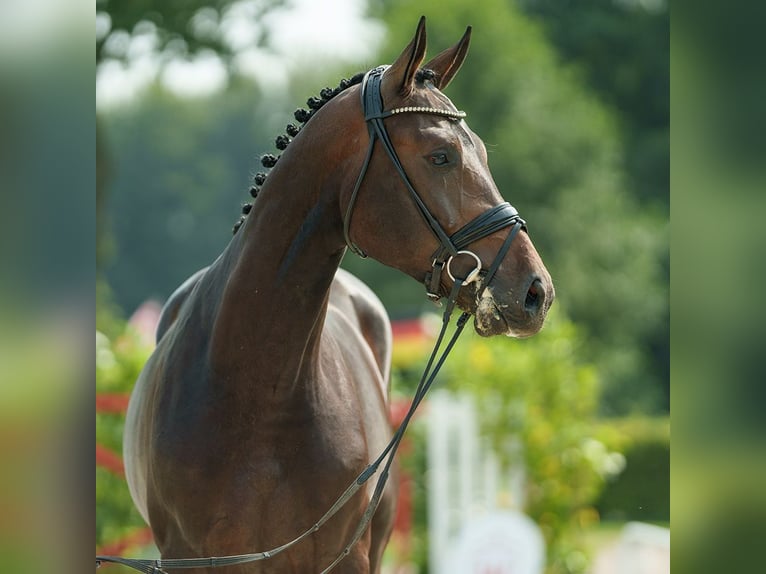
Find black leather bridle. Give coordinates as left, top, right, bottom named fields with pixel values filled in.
left=96, top=66, right=528, bottom=574
left=343, top=65, right=526, bottom=303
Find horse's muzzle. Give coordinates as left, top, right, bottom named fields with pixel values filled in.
left=473, top=275, right=554, bottom=338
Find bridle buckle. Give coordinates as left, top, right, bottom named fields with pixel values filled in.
left=446, top=250, right=482, bottom=285
left=426, top=291, right=442, bottom=305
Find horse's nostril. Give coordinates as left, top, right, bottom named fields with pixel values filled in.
left=524, top=278, right=544, bottom=314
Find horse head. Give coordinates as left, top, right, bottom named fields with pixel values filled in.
left=326, top=18, right=554, bottom=338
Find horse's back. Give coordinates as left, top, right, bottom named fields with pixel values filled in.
left=155, top=267, right=208, bottom=343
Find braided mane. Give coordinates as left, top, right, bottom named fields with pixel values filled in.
left=232, top=71, right=366, bottom=234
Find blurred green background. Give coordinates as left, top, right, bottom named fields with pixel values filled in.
left=95, top=1, right=669, bottom=573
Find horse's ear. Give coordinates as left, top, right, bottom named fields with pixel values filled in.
left=384, top=16, right=427, bottom=96
left=422, top=26, right=472, bottom=90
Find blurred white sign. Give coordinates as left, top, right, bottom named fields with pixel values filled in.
left=445, top=510, right=545, bottom=574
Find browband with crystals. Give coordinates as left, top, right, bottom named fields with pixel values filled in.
left=379, top=106, right=467, bottom=120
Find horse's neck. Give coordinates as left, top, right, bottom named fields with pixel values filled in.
left=208, top=163, right=345, bottom=393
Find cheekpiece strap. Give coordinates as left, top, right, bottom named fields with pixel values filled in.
left=346, top=65, right=526, bottom=304
left=344, top=66, right=469, bottom=259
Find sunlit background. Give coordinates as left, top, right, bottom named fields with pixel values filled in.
left=93, top=1, right=669, bottom=573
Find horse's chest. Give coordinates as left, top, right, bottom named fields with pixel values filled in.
left=187, top=384, right=370, bottom=485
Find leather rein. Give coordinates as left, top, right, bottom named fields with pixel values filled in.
left=96, top=66, right=526, bottom=574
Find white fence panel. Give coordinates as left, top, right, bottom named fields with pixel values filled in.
left=426, top=391, right=543, bottom=574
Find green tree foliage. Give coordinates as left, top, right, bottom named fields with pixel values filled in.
left=520, top=0, right=669, bottom=208
left=384, top=310, right=623, bottom=573
left=101, top=83, right=282, bottom=312
left=96, top=0, right=288, bottom=287
left=519, top=0, right=669, bottom=413
left=445, top=308, right=623, bottom=574
left=595, top=416, right=669, bottom=523
left=373, top=0, right=667, bottom=414
left=97, top=0, right=286, bottom=64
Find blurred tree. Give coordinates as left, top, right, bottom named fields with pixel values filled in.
left=96, top=0, right=286, bottom=65
left=520, top=0, right=669, bottom=208
left=595, top=416, right=669, bottom=523
left=101, top=81, right=282, bottom=312
left=519, top=0, right=669, bottom=411
left=447, top=309, right=621, bottom=574
left=96, top=0, right=287, bottom=294
left=371, top=1, right=668, bottom=414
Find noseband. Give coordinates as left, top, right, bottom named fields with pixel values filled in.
left=343, top=66, right=526, bottom=303
left=96, top=66, right=529, bottom=574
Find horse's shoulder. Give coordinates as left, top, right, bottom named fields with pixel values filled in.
left=329, top=269, right=392, bottom=384
left=156, top=267, right=209, bottom=344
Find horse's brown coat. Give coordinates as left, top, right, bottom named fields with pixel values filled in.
left=124, top=17, right=553, bottom=573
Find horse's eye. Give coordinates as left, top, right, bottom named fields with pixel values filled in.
left=430, top=153, right=449, bottom=166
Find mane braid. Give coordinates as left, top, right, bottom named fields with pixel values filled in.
left=232, top=71, right=365, bottom=235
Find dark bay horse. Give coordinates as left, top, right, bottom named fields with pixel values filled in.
left=123, top=18, right=554, bottom=573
